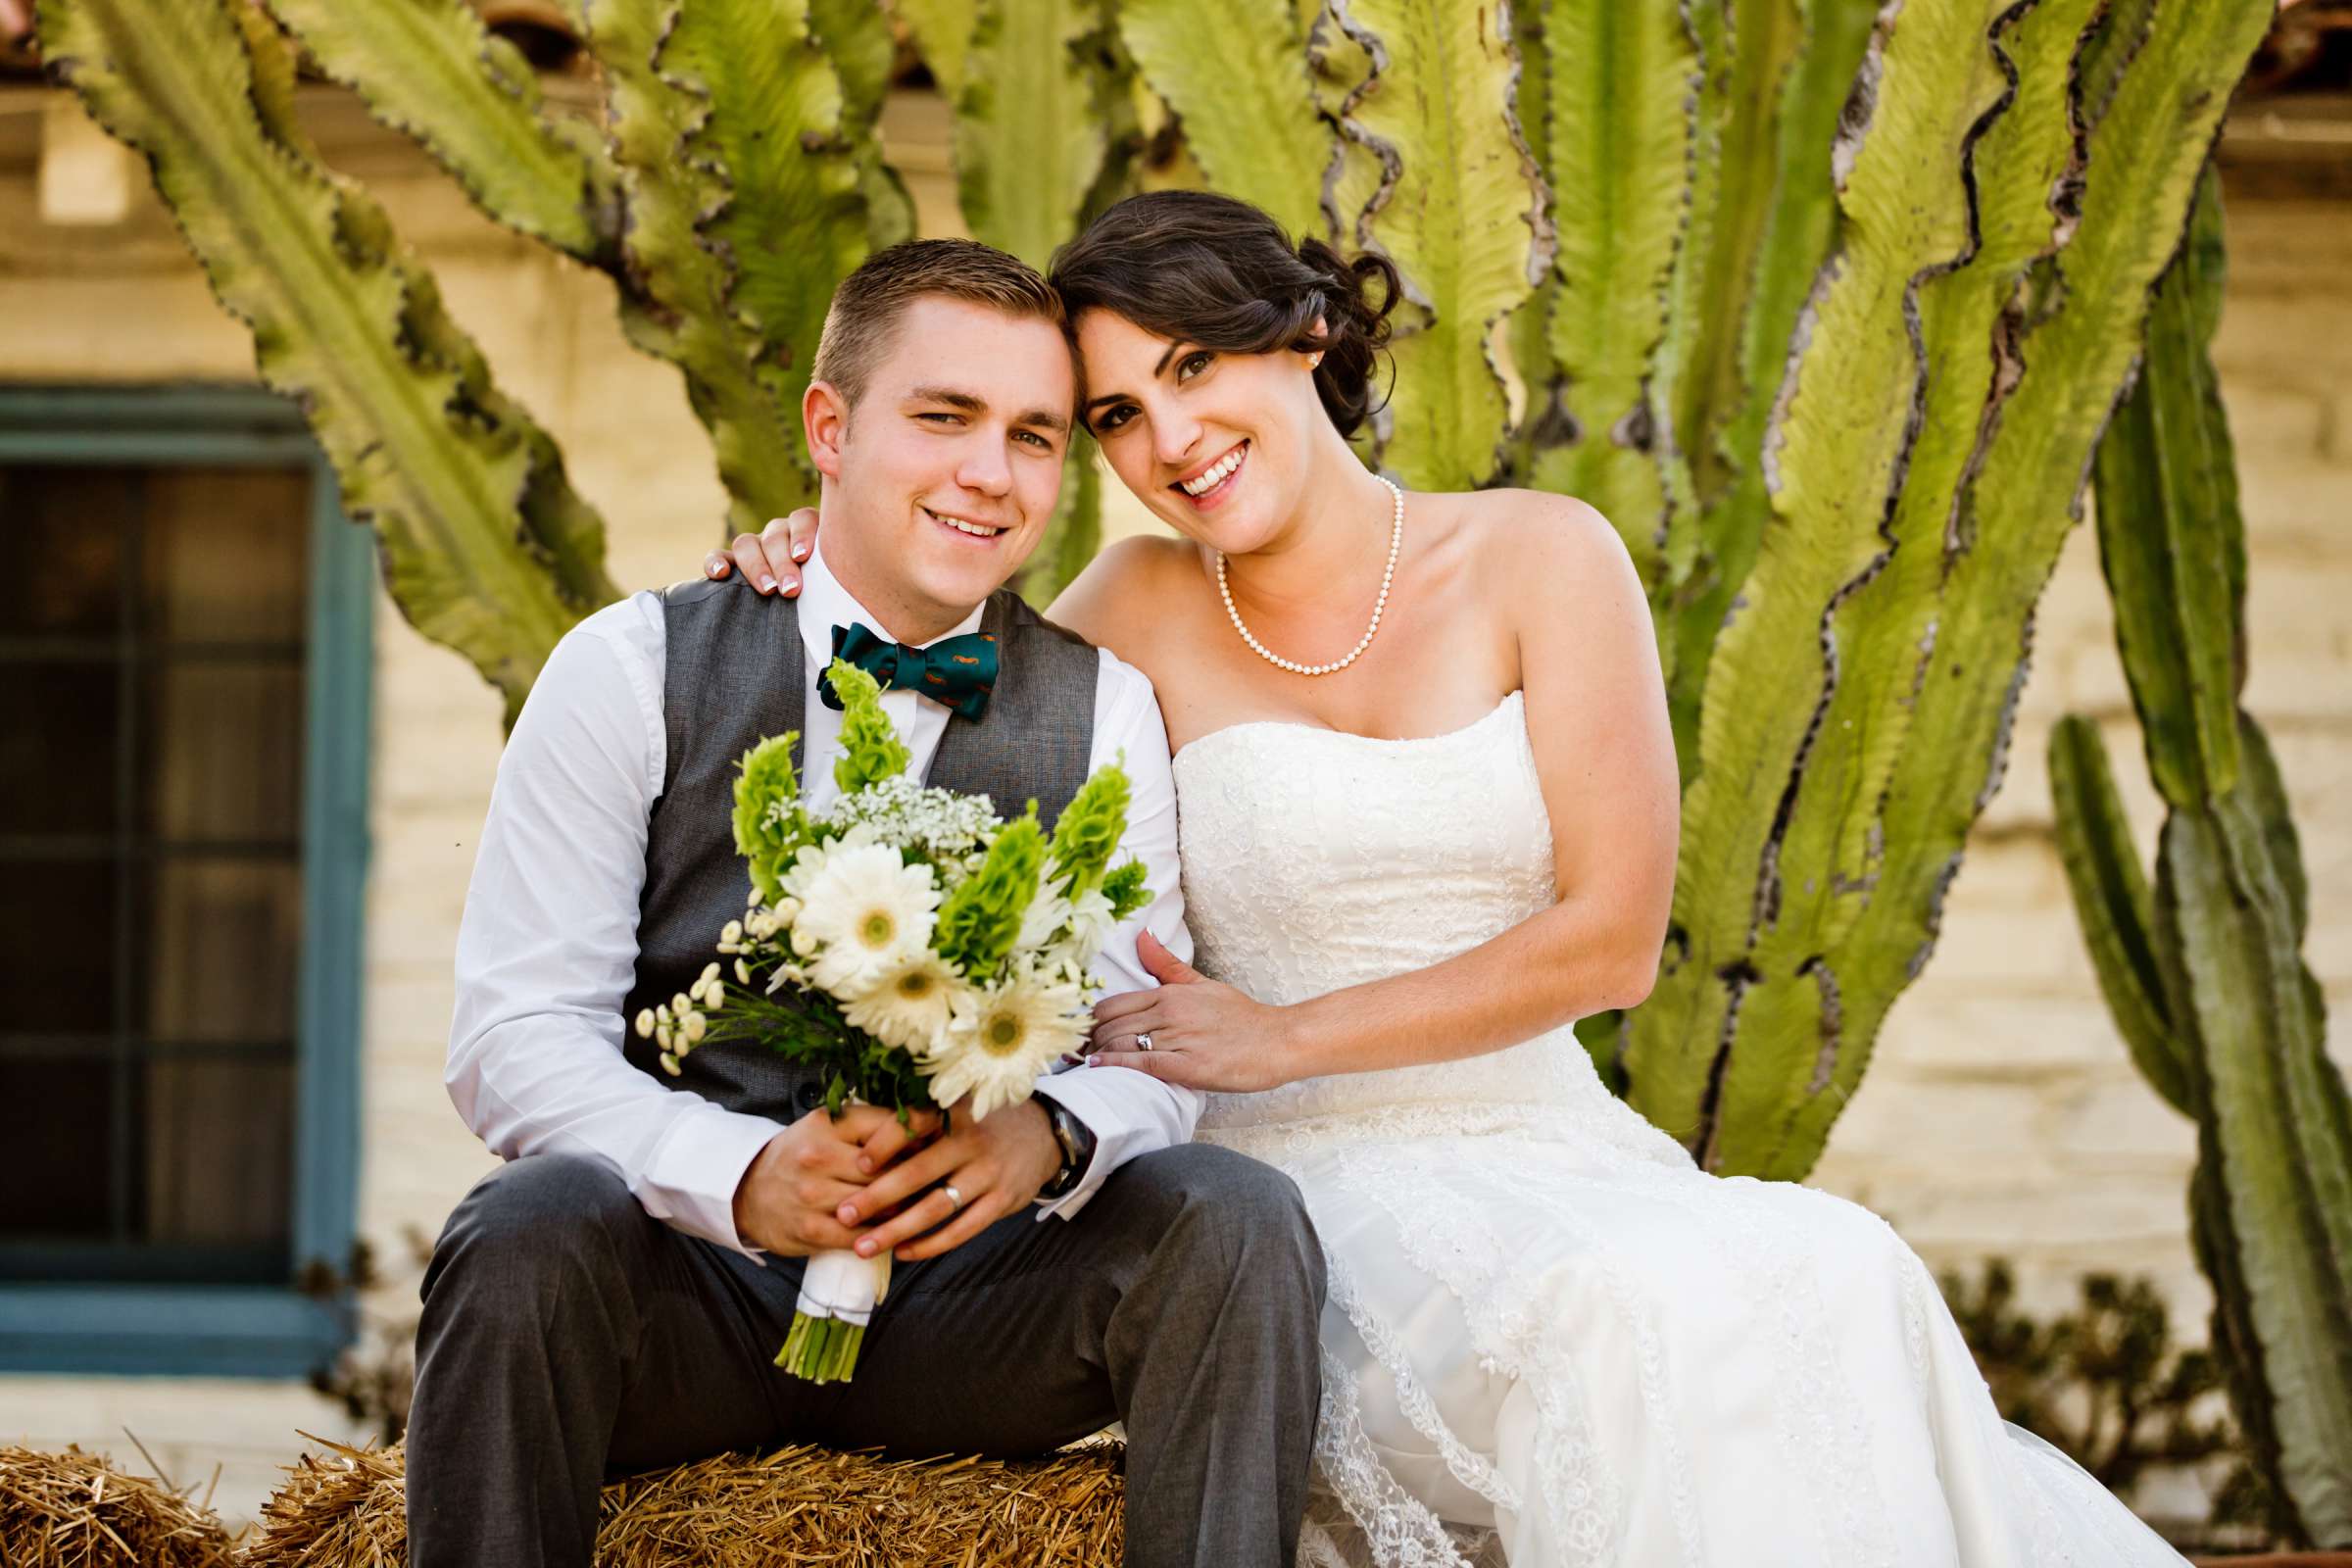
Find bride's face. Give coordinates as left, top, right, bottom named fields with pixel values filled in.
left=1075, top=308, right=1326, bottom=556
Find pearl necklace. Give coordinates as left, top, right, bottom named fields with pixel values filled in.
left=1217, top=475, right=1404, bottom=676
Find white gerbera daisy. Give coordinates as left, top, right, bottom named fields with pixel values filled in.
left=792, top=841, right=941, bottom=996
left=840, top=950, right=965, bottom=1054
left=930, top=965, right=1087, bottom=1120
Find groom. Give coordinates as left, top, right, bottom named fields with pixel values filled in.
left=411, top=239, right=1326, bottom=1567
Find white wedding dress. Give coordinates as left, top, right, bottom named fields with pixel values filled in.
left=1175, top=691, right=2189, bottom=1568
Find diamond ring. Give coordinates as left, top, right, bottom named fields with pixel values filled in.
left=941, top=1183, right=963, bottom=1212
left=1136, top=1032, right=1154, bottom=1052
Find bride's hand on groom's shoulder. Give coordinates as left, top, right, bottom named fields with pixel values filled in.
left=1086, top=934, right=1291, bottom=1094
left=704, top=511, right=818, bottom=597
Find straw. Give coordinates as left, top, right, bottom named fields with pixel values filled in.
left=234, top=1434, right=1126, bottom=1566
left=0, top=1443, right=236, bottom=1567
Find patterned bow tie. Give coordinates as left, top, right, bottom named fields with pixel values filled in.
left=820, top=621, right=999, bottom=721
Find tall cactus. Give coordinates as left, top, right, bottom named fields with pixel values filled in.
left=2050, top=177, right=2352, bottom=1546
left=1588, top=0, right=2269, bottom=1173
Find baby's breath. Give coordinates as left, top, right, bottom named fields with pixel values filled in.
left=819, top=774, right=999, bottom=863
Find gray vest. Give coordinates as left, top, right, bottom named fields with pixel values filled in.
left=620, top=575, right=1100, bottom=1122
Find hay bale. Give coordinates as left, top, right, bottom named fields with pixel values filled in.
left=0, top=1444, right=235, bottom=1568
left=237, top=1436, right=1126, bottom=1567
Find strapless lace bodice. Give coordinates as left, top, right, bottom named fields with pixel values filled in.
left=1173, top=692, right=1686, bottom=1166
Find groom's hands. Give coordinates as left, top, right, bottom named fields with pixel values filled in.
left=832, top=1097, right=1063, bottom=1263
left=731, top=1104, right=942, bottom=1258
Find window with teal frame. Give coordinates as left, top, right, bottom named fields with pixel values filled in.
left=0, top=384, right=371, bottom=1377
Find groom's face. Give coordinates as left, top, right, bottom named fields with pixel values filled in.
left=808, top=296, right=1075, bottom=628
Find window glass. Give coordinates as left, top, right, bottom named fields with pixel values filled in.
left=0, top=459, right=311, bottom=1287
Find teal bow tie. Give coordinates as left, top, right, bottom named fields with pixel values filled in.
left=820, top=621, right=998, bottom=721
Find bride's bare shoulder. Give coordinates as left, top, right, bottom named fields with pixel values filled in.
left=1447, top=487, right=1635, bottom=600
left=1046, top=532, right=1200, bottom=658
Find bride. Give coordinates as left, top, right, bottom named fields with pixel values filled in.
left=711, top=190, right=2190, bottom=1566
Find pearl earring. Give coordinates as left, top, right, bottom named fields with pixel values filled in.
left=1309, top=352, right=1324, bottom=368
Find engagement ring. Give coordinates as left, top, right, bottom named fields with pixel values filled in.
left=1137, top=1032, right=1154, bottom=1052
left=942, top=1183, right=963, bottom=1212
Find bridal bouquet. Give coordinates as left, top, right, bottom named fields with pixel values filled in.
left=635, top=659, right=1149, bottom=1384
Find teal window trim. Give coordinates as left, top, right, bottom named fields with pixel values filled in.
left=0, top=382, right=373, bottom=1378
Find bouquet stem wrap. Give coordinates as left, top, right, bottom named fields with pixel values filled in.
left=779, top=1248, right=891, bottom=1383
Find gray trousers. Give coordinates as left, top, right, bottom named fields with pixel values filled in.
left=405, top=1143, right=1325, bottom=1568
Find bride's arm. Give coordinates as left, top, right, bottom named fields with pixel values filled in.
left=1089, top=493, right=1678, bottom=1089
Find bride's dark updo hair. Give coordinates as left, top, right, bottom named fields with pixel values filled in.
left=1049, top=190, right=1400, bottom=437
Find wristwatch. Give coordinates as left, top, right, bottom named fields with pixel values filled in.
left=1035, top=1099, right=1099, bottom=1201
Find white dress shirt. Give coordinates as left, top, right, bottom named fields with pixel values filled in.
left=447, top=544, right=1200, bottom=1262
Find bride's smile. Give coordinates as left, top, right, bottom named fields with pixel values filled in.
left=1172, top=438, right=1248, bottom=509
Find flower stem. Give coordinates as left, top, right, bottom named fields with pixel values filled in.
left=775, top=1310, right=868, bottom=1384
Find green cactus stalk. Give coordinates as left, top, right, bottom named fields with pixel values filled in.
left=1661, top=0, right=1881, bottom=775
left=1620, top=0, right=2271, bottom=1175
left=1326, top=0, right=1551, bottom=491
left=35, top=0, right=620, bottom=723
left=1525, top=0, right=1698, bottom=595
left=1118, top=0, right=1331, bottom=244
left=2052, top=175, right=2352, bottom=1546
left=259, top=0, right=621, bottom=265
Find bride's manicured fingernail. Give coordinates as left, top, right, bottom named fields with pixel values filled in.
left=757, top=575, right=777, bottom=593
left=793, top=542, right=810, bottom=561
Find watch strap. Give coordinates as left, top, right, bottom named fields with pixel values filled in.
left=1039, top=1099, right=1097, bottom=1200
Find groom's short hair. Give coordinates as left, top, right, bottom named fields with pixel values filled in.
left=812, top=239, right=1064, bottom=412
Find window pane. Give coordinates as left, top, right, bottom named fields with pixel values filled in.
left=134, top=1054, right=295, bottom=1250
left=0, top=429, right=329, bottom=1305
left=146, top=662, right=306, bottom=843
left=0, top=466, right=132, bottom=637
left=0, top=869, right=115, bottom=1035
left=0, top=661, right=121, bottom=840
left=141, top=468, right=311, bottom=644
left=0, top=1053, right=116, bottom=1240
left=143, top=859, right=302, bottom=1043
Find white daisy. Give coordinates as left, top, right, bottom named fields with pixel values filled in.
left=930, top=965, right=1087, bottom=1121
left=791, top=841, right=942, bottom=996
left=840, top=950, right=965, bottom=1055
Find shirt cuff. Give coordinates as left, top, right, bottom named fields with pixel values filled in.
left=637, top=1104, right=785, bottom=1263
left=1026, top=1069, right=1151, bottom=1223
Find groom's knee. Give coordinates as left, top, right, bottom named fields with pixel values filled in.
left=1128, top=1144, right=1326, bottom=1306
